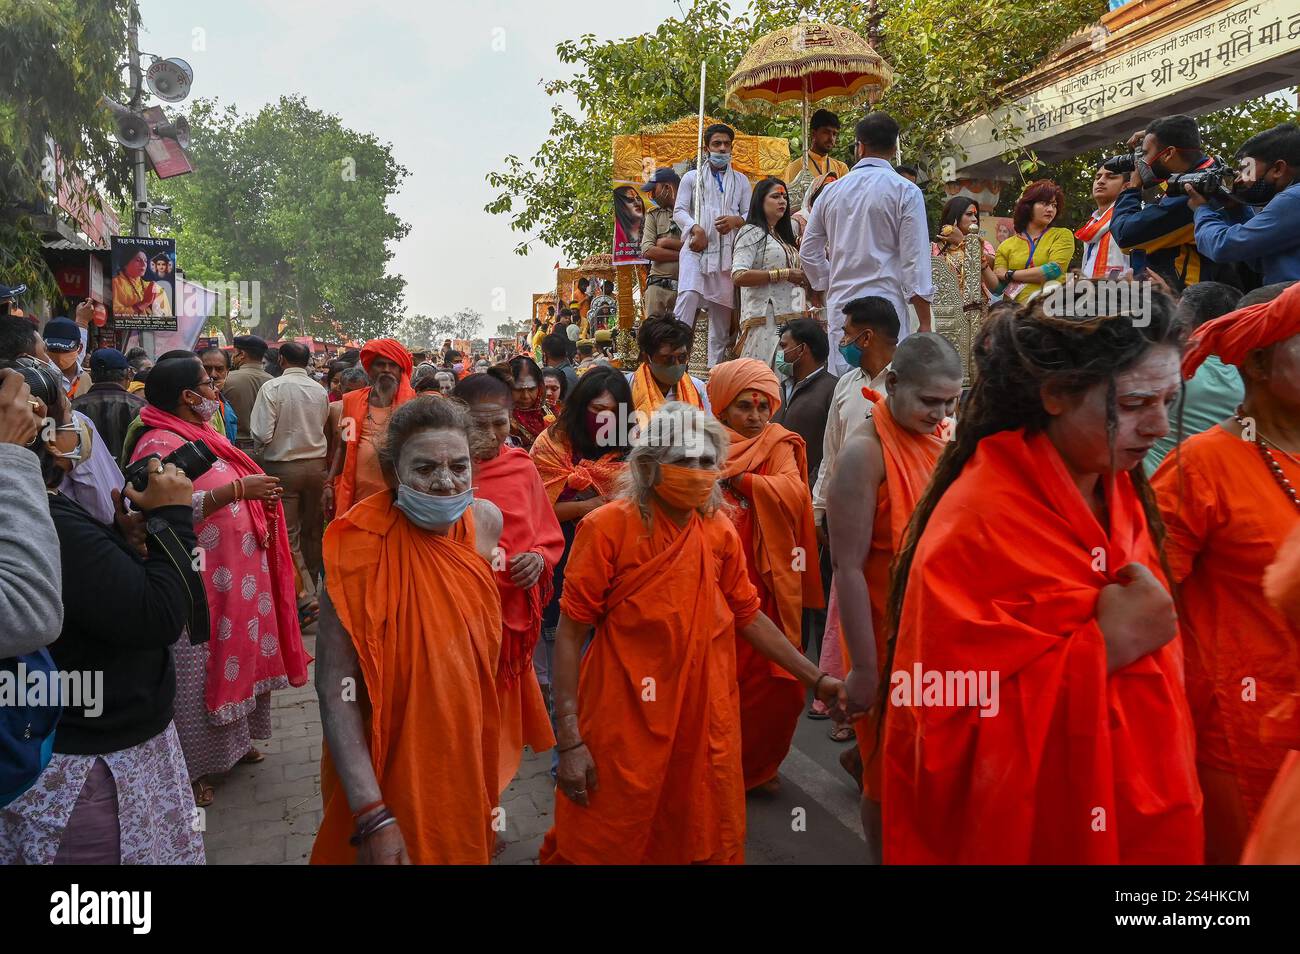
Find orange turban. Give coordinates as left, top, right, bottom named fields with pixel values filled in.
left=360, top=338, right=413, bottom=378
left=706, top=358, right=782, bottom=419
left=1183, top=281, right=1300, bottom=378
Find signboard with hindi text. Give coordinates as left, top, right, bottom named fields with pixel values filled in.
left=110, top=236, right=177, bottom=331
left=950, top=0, right=1300, bottom=174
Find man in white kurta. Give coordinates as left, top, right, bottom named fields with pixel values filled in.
left=673, top=124, right=752, bottom=366
left=801, top=112, right=933, bottom=374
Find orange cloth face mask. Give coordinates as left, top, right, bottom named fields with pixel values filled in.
left=656, top=462, right=719, bottom=510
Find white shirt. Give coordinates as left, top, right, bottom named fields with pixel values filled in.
left=250, top=367, right=329, bottom=462
left=801, top=158, right=933, bottom=371
left=731, top=224, right=806, bottom=321
left=673, top=167, right=752, bottom=306
left=811, top=363, right=890, bottom=523
left=1078, top=203, right=1129, bottom=277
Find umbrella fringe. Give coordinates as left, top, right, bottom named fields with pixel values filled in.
left=727, top=57, right=893, bottom=92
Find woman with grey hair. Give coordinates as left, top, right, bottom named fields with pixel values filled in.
left=539, top=401, right=845, bottom=865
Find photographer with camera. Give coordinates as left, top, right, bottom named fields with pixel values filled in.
left=1188, top=122, right=1300, bottom=285
left=1110, top=115, right=1230, bottom=292
left=128, top=355, right=308, bottom=808
left=0, top=357, right=208, bottom=864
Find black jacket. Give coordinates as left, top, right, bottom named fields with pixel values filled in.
left=773, top=367, right=839, bottom=486
left=72, top=383, right=146, bottom=463
left=46, top=493, right=206, bottom=755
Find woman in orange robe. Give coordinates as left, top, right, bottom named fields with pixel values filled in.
left=825, top=333, right=961, bottom=860
left=882, top=292, right=1203, bottom=864
left=1152, top=280, right=1300, bottom=863
left=707, top=358, right=823, bottom=793
left=456, top=372, right=563, bottom=795
left=312, top=396, right=505, bottom=864
left=539, top=402, right=845, bottom=864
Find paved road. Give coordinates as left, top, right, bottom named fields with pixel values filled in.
left=204, top=636, right=867, bottom=865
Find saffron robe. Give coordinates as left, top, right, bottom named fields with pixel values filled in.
left=882, top=428, right=1203, bottom=864
left=539, top=499, right=762, bottom=864
left=311, top=494, right=502, bottom=864
left=849, top=398, right=944, bottom=799
left=1153, top=425, right=1300, bottom=858
left=474, top=447, right=563, bottom=794
left=720, top=424, right=822, bottom=790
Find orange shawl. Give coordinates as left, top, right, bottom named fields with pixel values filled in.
left=630, top=360, right=702, bottom=414
left=311, top=493, right=502, bottom=865
left=335, top=382, right=416, bottom=516
left=539, top=500, right=761, bottom=865
left=529, top=426, right=625, bottom=505
left=883, top=429, right=1202, bottom=864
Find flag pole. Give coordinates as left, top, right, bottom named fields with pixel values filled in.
left=695, top=58, right=707, bottom=226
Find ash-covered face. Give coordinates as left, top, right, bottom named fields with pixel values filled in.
left=396, top=428, right=472, bottom=494
left=467, top=398, right=511, bottom=462
left=887, top=370, right=962, bottom=436
left=1044, top=344, right=1181, bottom=476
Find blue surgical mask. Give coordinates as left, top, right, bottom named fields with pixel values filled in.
left=707, top=152, right=731, bottom=169
left=838, top=342, right=863, bottom=368
left=394, top=483, right=474, bottom=530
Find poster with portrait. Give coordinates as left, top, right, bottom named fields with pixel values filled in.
left=110, top=235, right=177, bottom=330
left=612, top=179, right=648, bottom=265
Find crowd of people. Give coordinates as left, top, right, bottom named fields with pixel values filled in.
left=2, top=105, right=1299, bottom=868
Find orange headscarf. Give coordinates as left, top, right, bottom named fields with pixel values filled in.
left=335, top=339, right=417, bottom=516
left=1184, top=280, right=1300, bottom=377
left=706, top=358, right=782, bottom=421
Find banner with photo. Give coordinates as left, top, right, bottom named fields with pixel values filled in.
left=110, top=235, right=177, bottom=330
left=612, top=179, right=649, bottom=266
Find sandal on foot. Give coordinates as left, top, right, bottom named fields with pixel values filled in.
left=192, top=779, right=214, bottom=807
left=828, top=722, right=856, bottom=743
left=238, top=747, right=265, bottom=765
left=297, top=599, right=319, bottom=627
left=806, top=706, right=830, bottom=721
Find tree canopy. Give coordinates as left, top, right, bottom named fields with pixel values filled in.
left=0, top=0, right=133, bottom=301
left=156, top=95, right=410, bottom=342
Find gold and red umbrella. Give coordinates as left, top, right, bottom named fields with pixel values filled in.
left=725, top=20, right=892, bottom=200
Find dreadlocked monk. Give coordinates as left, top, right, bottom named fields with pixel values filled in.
left=880, top=287, right=1203, bottom=864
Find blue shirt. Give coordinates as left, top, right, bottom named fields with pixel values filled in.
left=1144, top=355, right=1243, bottom=474
left=1193, top=182, right=1300, bottom=284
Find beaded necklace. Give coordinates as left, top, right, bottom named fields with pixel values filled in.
left=1235, top=405, right=1300, bottom=511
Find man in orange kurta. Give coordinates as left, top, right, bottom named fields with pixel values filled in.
left=311, top=492, right=503, bottom=864
left=825, top=334, right=957, bottom=859
left=474, top=441, right=563, bottom=794
left=1152, top=280, right=1300, bottom=863
left=708, top=359, right=823, bottom=792
left=329, top=339, right=416, bottom=518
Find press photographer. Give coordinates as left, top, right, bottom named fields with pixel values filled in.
left=1109, top=114, right=1231, bottom=292
left=1188, top=121, right=1300, bottom=285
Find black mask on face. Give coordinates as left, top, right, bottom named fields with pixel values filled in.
left=1235, top=177, right=1278, bottom=206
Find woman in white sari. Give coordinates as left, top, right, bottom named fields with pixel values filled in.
left=733, top=178, right=810, bottom=366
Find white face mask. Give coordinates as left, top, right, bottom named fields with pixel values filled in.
left=188, top=393, right=222, bottom=421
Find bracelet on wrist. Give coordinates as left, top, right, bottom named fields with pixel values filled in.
left=558, top=740, right=587, bottom=754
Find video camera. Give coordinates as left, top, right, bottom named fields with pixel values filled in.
left=122, top=439, right=217, bottom=493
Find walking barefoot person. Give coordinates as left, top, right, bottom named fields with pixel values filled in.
left=881, top=288, right=1202, bottom=864
left=539, top=402, right=845, bottom=865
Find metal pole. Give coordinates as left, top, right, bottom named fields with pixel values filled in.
left=126, top=3, right=148, bottom=239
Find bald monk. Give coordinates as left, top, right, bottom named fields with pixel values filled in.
left=882, top=290, right=1202, bottom=863
left=707, top=358, right=823, bottom=794
left=826, top=333, right=959, bottom=861
left=539, top=402, right=845, bottom=864
left=456, top=372, right=562, bottom=794
left=323, top=338, right=416, bottom=521
left=312, top=397, right=505, bottom=864
left=1152, top=279, right=1300, bottom=863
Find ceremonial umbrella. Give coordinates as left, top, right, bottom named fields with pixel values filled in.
left=725, top=20, right=893, bottom=202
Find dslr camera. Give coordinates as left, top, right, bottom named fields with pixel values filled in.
left=1101, top=151, right=1139, bottom=175
left=1165, top=159, right=1235, bottom=200
left=123, top=439, right=217, bottom=493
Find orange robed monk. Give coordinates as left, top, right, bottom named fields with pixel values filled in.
left=882, top=290, right=1203, bottom=864
left=825, top=333, right=959, bottom=862
left=539, top=402, right=845, bottom=865
left=1153, top=280, right=1300, bottom=863
left=324, top=338, right=416, bottom=521
left=456, top=371, right=562, bottom=794
left=707, top=358, right=823, bottom=794
left=312, top=397, right=505, bottom=864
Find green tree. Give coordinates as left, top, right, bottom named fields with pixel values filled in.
left=0, top=0, right=133, bottom=300
left=156, top=95, right=410, bottom=342
left=485, top=0, right=1105, bottom=260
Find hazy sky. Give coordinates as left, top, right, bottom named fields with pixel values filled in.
left=136, top=0, right=686, bottom=336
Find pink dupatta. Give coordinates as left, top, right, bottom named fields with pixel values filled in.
left=136, top=406, right=310, bottom=715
